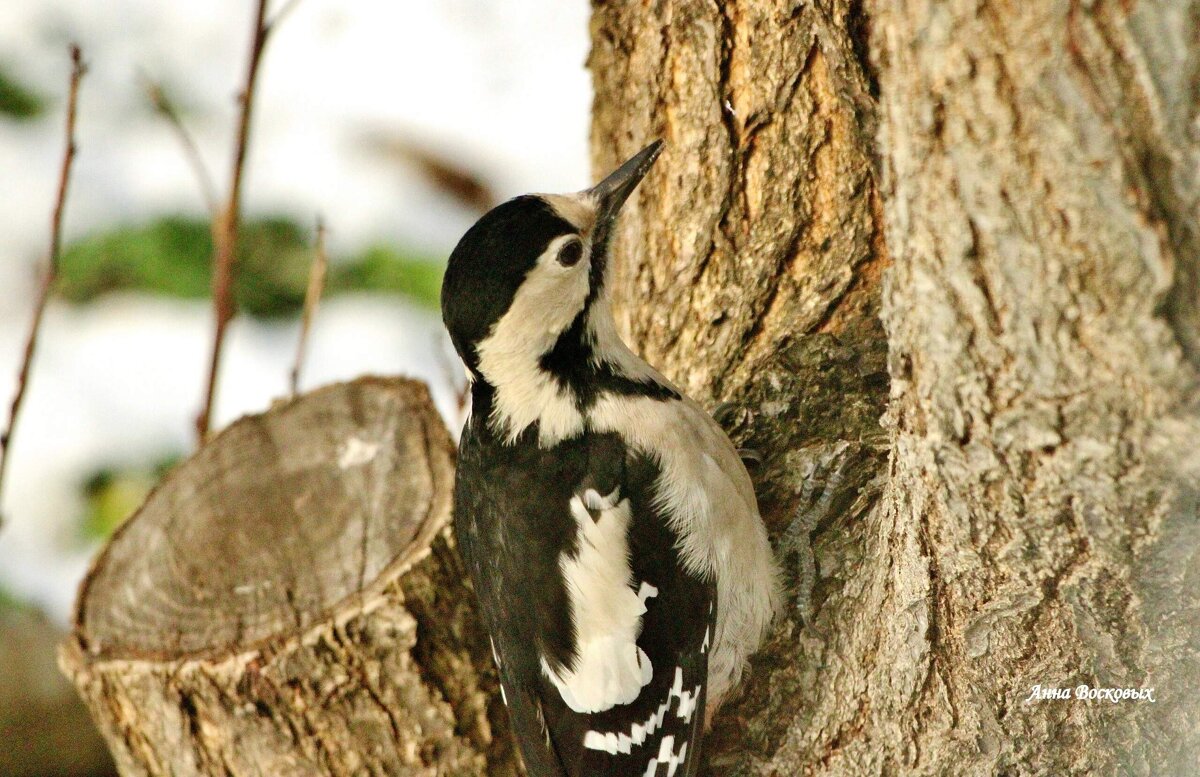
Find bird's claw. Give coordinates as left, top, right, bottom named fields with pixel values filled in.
left=784, top=441, right=854, bottom=623
left=712, top=401, right=740, bottom=427
left=737, top=448, right=763, bottom=467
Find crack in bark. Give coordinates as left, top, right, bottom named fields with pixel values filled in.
left=688, top=0, right=742, bottom=303
left=734, top=42, right=826, bottom=358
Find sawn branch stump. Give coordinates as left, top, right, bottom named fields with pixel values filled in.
left=60, top=377, right=520, bottom=776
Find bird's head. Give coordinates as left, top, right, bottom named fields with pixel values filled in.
left=441, top=141, right=662, bottom=385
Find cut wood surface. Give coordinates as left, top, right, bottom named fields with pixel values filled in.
left=61, top=377, right=520, bottom=776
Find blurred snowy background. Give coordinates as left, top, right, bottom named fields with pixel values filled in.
left=0, top=1, right=590, bottom=773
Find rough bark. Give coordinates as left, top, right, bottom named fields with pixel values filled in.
left=868, top=1, right=1200, bottom=772
left=61, top=378, right=521, bottom=775
left=591, top=1, right=891, bottom=773
left=591, top=0, right=1200, bottom=774
left=591, top=0, right=884, bottom=407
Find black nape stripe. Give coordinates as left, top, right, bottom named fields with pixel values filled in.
left=539, top=312, right=680, bottom=410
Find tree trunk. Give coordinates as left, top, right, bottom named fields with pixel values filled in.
left=61, top=378, right=521, bottom=775
left=591, top=1, right=1200, bottom=775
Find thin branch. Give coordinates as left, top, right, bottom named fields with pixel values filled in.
left=0, top=44, right=87, bottom=525
left=267, top=0, right=305, bottom=31
left=194, top=0, right=280, bottom=442
left=140, top=74, right=219, bottom=217
left=434, top=335, right=470, bottom=417
left=290, top=217, right=329, bottom=396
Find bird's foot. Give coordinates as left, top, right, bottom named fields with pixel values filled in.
left=783, top=441, right=853, bottom=624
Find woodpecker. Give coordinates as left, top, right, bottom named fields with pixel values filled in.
left=441, top=141, right=780, bottom=777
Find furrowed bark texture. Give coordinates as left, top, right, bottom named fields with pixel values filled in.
left=61, top=378, right=521, bottom=776
left=592, top=0, right=1200, bottom=774
left=870, top=1, right=1200, bottom=772
left=591, top=0, right=883, bottom=407
left=591, top=1, right=892, bottom=773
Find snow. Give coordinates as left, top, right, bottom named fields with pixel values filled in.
left=0, top=0, right=592, bottom=622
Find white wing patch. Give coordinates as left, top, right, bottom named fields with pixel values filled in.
left=543, top=488, right=656, bottom=713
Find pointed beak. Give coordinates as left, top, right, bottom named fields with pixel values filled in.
left=588, top=140, right=663, bottom=231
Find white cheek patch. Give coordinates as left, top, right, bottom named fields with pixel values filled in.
left=543, top=491, right=654, bottom=713
left=476, top=234, right=590, bottom=446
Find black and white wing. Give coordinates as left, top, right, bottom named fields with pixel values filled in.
left=532, top=457, right=716, bottom=777
left=455, top=426, right=716, bottom=777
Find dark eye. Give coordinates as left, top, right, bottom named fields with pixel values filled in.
left=557, top=239, right=583, bottom=267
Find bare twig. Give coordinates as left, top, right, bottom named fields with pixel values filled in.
left=290, top=217, right=329, bottom=396
left=140, top=75, right=219, bottom=216
left=194, top=0, right=284, bottom=442
left=0, top=45, right=87, bottom=525
left=268, top=0, right=305, bottom=30
left=360, top=131, right=496, bottom=213
left=434, top=335, right=470, bottom=418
